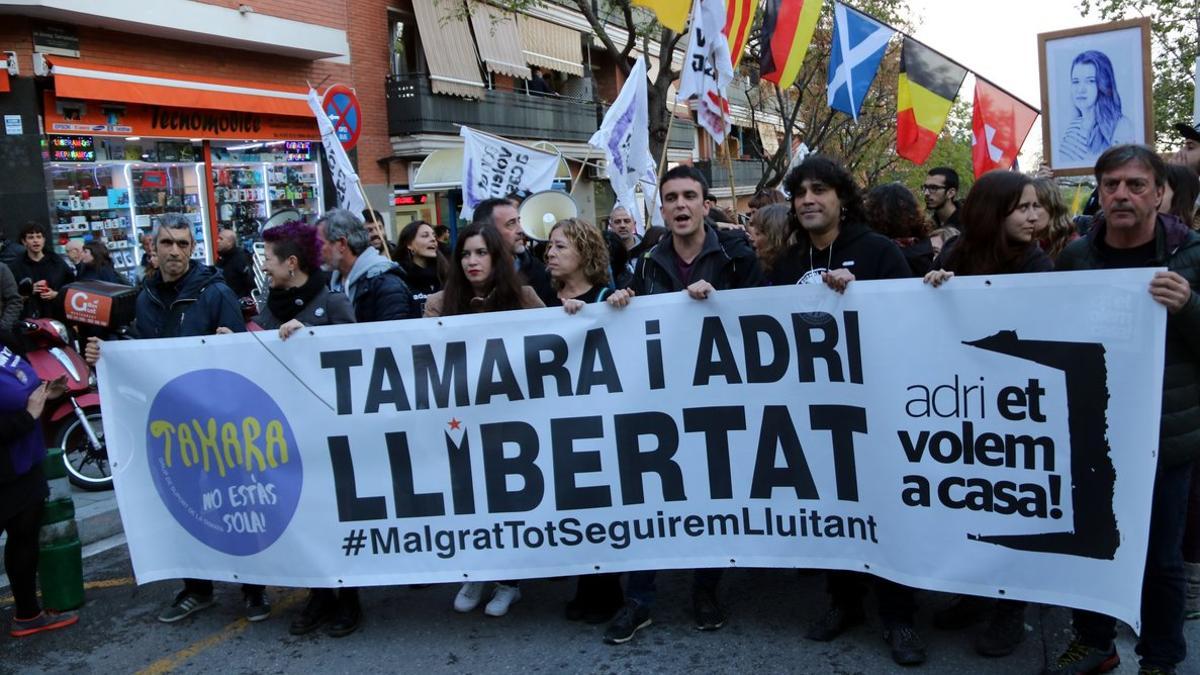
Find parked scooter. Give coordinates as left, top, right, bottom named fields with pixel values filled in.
left=15, top=277, right=111, bottom=491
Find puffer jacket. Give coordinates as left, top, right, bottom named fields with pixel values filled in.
left=630, top=224, right=764, bottom=295
left=1057, top=213, right=1200, bottom=466
left=330, top=247, right=416, bottom=322
left=254, top=286, right=355, bottom=330
left=130, top=263, right=245, bottom=338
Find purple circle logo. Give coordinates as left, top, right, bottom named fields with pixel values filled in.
left=146, top=369, right=302, bottom=556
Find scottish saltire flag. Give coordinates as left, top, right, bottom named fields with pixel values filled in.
left=826, top=1, right=894, bottom=120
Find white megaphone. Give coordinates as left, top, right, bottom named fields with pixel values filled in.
left=518, top=190, right=579, bottom=241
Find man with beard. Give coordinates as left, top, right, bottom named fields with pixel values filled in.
left=924, top=167, right=961, bottom=229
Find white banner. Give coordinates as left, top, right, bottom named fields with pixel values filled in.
left=307, top=88, right=366, bottom=216
left=589, top=58, right=659, bottom=234
left=459, top=126, right=559, bottom=219
left=677, top=0, right=733, bottom=144
left=99, top=271, right=1165, bottom=630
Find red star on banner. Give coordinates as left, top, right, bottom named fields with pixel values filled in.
left=448, top=418, right=462, bottom=430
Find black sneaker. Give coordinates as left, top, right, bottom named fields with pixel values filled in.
left=932, top=594, right=992, bottom=630
left=326, top=589, right=361, bottom=638
left=883, top=623, right=927, bottom=666
left=692, top=589, right=726, bottom=631
left=603, top=600, right=652, bottom=645
left=289, top=590, right=335, bottom=636
left=1042, top=638, right=1119, bottom=674
left=805, top=602, right=865, bottom=641
left=976, top=602, right=1026, bottom=657
left=244, top=590, right=271, bottom=622
left=1136, top=667, right=1175, bottom=675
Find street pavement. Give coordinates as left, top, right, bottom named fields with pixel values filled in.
left=4, top=539, right=1198, bottom=674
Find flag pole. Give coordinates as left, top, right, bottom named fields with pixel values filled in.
left=453, top=123, right=561, bottom=158
left=723, top=136, right=737, bottom=213
left=657, top=109, right=677, bottom=182
left=569, top=148, right=594, bottom=195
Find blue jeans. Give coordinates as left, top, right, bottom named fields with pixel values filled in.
left=626, top=568, right=722, bottom=608
left=1073, top=461, right=1192, bottom=669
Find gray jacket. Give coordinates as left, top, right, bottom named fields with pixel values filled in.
left=0, top=262, right=21, bottom=332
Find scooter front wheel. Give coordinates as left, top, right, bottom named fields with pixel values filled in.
left=56, top=408, right=112, bottom=492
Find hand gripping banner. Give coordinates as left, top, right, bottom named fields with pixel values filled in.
left=99, top=270, right=1165, bottom=630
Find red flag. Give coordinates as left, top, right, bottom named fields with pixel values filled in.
left=971, top=79, right=1039, bottom=178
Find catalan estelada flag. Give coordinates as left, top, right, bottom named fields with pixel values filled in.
left=725, top=0, right=757, bottom=68
left=759, top=0, right=823, bottom=89
left=633, top=0, right=691, bottom=33
left=896, top=38, right=967, bottom=164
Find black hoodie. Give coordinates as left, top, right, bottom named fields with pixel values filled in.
left=768, top=221, right=911, bottom=285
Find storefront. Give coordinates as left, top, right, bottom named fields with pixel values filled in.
left=40, top=59, right=324, bottom=269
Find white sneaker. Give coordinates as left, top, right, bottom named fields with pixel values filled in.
left=484, top=584, right=521, bottom=617
left=454, top=582, right=486, bottom=613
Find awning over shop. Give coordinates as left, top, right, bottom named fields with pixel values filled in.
left=49, top=59, right=310, bottom=117
left=518, top=15, right=584, bottom=77
left=469, top=3, right=531, bottom=80
left=412, top=147, right=465, bottom=190
left=412, top=0, right=487, bottom=99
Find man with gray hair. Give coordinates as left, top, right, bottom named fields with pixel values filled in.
left=288, top=209, right=413, bottom=640
left=83, top=213, right=262, bottom=624
left=316, top=208, right=414, bottom=322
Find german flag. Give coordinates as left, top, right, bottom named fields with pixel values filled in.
left=725, top=0, right=757, bottom=68
left=896, top=38, right=967, bottom=164
left=759, top=0, right=823, bottom=89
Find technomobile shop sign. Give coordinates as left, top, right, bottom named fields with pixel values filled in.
left=99, top=270, right=1164, bottom=630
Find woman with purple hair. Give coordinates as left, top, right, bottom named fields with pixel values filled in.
left=1059, top=50, right=1135, bottom=162
left=252, top=221, right=354, bottom=339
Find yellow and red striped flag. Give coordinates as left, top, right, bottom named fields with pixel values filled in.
left=725, top=0, right=757, bottom=68
left=632, top=0, right=691, bottom=33
left=759, top=0, right=823, bottom=89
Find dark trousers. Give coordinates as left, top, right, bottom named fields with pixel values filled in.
left=2, top=498, right=45, bottom=618
left=182, top=578, right=265, bottom=598
left=626, top=568, right=722, bottom=607
left=1183, top=462, right=1200, bottom=562
left=827, top=570, right=917, bottom=628
left=1073, top=461, right=1192, bottom=669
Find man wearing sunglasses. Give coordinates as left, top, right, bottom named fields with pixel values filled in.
left=922, top=167, right=961, bottom=229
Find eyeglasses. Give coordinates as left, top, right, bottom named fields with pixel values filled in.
left=1100, top=177, right=1154, bottom=195
left=921, top=184, right=948, bottom=193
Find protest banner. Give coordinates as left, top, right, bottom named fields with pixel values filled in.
left=99, top=270, right=1164, bottom=629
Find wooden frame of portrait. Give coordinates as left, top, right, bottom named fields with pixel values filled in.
left=1037, top=18, right=1153, bottom=177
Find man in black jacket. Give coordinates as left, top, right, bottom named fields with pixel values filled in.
left=215, top=228, right=256, bottom=299
left=1045, top=145, right=1200, bottom=675
left=8, top=223, right=74, bottom=320
left=83, top=214, right=263, bottom=625
left=768, top=156, right=924, bottom=666
left=602, top=165, right=762, bottom=645
left=924, top=167, right=962, bottom=229
left=471, top=197, right=555, bottom=304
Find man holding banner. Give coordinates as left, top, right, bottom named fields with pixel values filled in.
left=1043, top=145, right=1200, bottom=675
left=602, top=165, right=762, bottom=643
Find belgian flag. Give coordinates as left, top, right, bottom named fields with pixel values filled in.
left=896, top=38, right=967, bottom=164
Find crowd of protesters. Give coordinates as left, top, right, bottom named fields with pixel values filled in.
left=3, top=121, right=1200, bottom=674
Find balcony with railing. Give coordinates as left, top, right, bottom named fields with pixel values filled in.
left=387, top=73, right=600, bottom=142
left=693, top=159, right=765, bottom=189
left=387, top=73, right=697, bottom=151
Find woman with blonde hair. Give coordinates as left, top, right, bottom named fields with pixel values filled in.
left=544, top=217, right=613, bottom=312
left=1031, top=177, right=1078, bottom=261
left=746, top=203, right=792, bottom=277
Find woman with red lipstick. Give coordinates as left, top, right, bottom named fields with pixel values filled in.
left=922, top=169, right=1053, bottom=659
left=423, top=222, right=542, bottom=617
